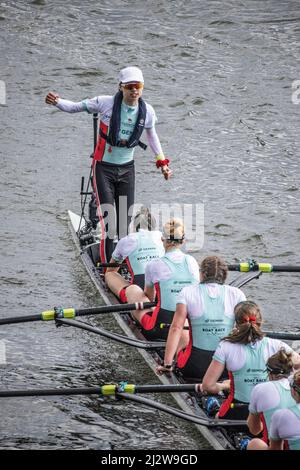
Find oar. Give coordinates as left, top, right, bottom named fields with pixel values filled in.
left=264, top=331, right=300, bottom=341
left=116, top=393, right=247, bottom=428
left=0, top=383, right=246, bottom=427
left=57, top=318, right=165, bottom=349
left=228, top=261, right=300, bottom=273
left=96, top=262, right=127, bottom=269
left=0, top=382, right=198, bottom=398
left=0, top=301, right=156, bottom=326
left=229, top=270, right=262, bottom=288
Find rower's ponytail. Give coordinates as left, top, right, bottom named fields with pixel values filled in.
left=223, top=301, right=264, bottom=344
left=200, top=256, right=228, bottom=284
left=134, top=206, right=156, bottom=231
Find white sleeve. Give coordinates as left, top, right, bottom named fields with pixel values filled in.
left=187, top=255, right=200, bottom=282
left=236, top=287, right=246, bottom=302
left=145, top=261, right=156, bottom=287
left=145, top=127, right=164, bottom=157
left=56, top=96, right=110, bottom=114
left=269, top=409, right=285, bottom=440
left=248, top=382, right=279, bottom=414
left=112, top=236, right=137, bottom=262
left=248, top=384, right=261, bottom=414
left=267, top=338, right=294, bottom=356
left=55, top=98, right=86, bottom=113
left=145, top=103, right=157, bottom=128
left=176, top=286, right=189, bottom=305
left=213, top=341, right=227, bottom=365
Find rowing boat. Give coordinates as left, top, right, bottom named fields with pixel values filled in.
left=68, top=210, right=258, bottom=450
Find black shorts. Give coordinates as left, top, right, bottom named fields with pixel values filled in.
left=178, top=346, right=229, bottom=382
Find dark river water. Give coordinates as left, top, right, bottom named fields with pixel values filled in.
left=0, top=0, right=299, bottom=450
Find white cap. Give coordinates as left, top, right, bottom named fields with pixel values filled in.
left=119, top=66, right=144, bottom=84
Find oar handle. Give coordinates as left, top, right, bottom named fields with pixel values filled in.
left=76, top=301, right=156, bottom=316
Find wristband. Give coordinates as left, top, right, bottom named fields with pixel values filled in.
left=163, top=363, right=173, bottom=369
left=156, top=158, right=170, bottom=169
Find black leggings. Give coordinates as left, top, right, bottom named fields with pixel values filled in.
left=93, top=160, right=135, bottom=262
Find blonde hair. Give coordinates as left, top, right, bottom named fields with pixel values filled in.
left=223, top=301, right=264, bottom=344
left=200, top=256, right=228, bottom=284
left=162, top=218, right=185, bottom=245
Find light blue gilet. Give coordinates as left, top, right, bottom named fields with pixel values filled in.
left=288, top=405, right=300, bottom=450
left=232, top=337, right=269, bottom=403
left=127, top=231, right=164, bottom=275
left=263, top=380, right=295, bottom=434
left=159, top=255, right=196, bottom=312
left=190, top=284, right=234, bottom=351
left=102, top=102, right=138, bottom=165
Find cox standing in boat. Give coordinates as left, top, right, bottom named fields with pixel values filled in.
left=45, top=66, right=171, bottom=263
left=105, top=207, right=164, bottom=302
left=156, top=256, right=246, bottom=380
left=126, top=218, right=199, bottom=340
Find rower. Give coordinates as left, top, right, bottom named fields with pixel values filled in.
left=104, top=207, right=164, bottom=302
left=201, top=301, right=300, bottom=420
left=126, top=218, right=199, bottom=340
left=246, top=348, right=296, bottom=450
left=268, top=370, right=300, bottom=450
left=156, top=256, right=246, bottom=380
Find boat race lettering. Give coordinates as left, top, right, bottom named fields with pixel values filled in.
left=202, top=327, right=226, bottom=334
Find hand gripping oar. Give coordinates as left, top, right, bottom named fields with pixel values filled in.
left=0, top=302, right=156, bottom=326
left=228, top=260, right=300, bottom=273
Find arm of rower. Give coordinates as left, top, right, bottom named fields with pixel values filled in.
left=145, top=126, right=164, bottom=156
left=202, top=360, right=229, bottom=395
left=45, top=92, right=86, bottom=112
left=163, top=303, right=188, bottom=365
left=144, top=285, right=155, bottom=302
left=247, top=413, right=263, bottom=435
left=105, top=257, right=121, bottom=274
left=268, top=438, right=284, bottom=451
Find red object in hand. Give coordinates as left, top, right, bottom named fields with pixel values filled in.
left=156, top=158, right=170, bottom=169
